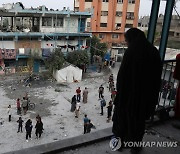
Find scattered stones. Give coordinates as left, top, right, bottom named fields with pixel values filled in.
left=55, top=88, right=61, bottom=92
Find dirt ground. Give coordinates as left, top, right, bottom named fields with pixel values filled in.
left=0, top=65, right=118, bottom=153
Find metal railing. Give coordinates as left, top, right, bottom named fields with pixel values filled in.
left=154, top=59, right=178, bottom=121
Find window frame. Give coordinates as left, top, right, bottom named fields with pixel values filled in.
left=53, top=17, right=63, bottom=27
left=100, top=23, right=107, bottom=27
left=42, top=17, right=52, bottom=27
left=101, top=11, right=108, bottom=16
left=117, top=0, right=123, bottom=3
left=99, top=34, right=105, bottom=39
left=128, top=0, right=135, bottom=4
left=116, top=11, right=122, bottom=17
left=102, top=0, right=109, bottom=2
left=112, top=34, right=119, bottom=39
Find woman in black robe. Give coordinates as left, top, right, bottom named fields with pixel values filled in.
left=70, top=95, right=77, bottom=112
left=112, top=28, right=162, bottom=145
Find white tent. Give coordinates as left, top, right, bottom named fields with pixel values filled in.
left=53, top=64, right=82, bottom=83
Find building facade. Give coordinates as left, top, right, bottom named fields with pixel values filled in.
left=74, top=0, right=140, bottom=47
left=0, top=3, right=91, bottom=75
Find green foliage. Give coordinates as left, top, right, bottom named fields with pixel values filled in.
left=86, top=35, right=108, bottom=58
left=66, top=50, right=89, bottom=67
left=44, top=48, right=65, bottom=73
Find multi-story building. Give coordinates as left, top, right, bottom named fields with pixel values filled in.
left=138, top=16, right=149, bottom=32
left=0, top=2, right=91, bottom=75
left=74, top=0, right=140, bottom=47
left=157, top=14, right=180, bottom=38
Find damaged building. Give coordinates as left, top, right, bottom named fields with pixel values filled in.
left=0, top=2, right=92, bottom=74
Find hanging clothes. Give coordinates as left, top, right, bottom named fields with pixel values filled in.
left=4, top=49, right=16, bottom=59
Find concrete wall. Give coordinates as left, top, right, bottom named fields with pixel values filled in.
left=127, top=4, right=135, bottom=12
left=40, top=16, right=80, bottom=33
left=0, top=41, right=15, bottom=49
left=15, top=41, right=41, bottom=49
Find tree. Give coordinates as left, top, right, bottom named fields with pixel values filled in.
left=44, top=48, right=65, bottom=73
left=66, top=50, right=89, bottom=67
left=86, top=35, right=108, bottom=63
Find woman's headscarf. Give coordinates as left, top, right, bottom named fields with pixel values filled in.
left=124, top=28, right=147, bottom=47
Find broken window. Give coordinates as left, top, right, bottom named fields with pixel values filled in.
left=53, top=17, right=63, bottom=27
left=42, top=17, right=52, bottom=26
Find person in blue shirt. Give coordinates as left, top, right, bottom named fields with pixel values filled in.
left=83, top=114, right=89, bottom=134
left=100, top=96, right=106, bottom=115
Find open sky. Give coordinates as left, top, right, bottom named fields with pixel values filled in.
left=0, top=0, right=179, bottom=16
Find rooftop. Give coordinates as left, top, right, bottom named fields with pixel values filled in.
left=0, top=2, right=92, bottom=17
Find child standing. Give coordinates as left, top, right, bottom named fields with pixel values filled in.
left=17, top=117, right=24, bottom=133
left=86, top=120, right=94, bottom=133
left=7, top=105, right=11, bottom=122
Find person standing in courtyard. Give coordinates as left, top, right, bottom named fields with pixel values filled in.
left=98, top=85, right=104, bottom=99
left=22, top=97, right=28, bottom=115
left=7, top=105, right=12, bottom=122
left=112, top=28, right=162, bottom=151
left=25, top=119, right=33, bottom=142
left=83, top=114, right=89, bottom=134
left=107, top=100, right=113, bottom=123
left=111, top=88, right=117, bottom=102
left=17, top=117, right=24, bottom=133
left=76, top=87, right=81, bottom=102
left=83, top=87, right=88, bottom=103
left=16, top=98, right=21, bottom=115
left=35, top=118, right=43, bottom=139
left=71, top=95, right=77, bottom=112
left=100, top=96, right=106, bottom=115
left=75, top=102, right=81, bottom=118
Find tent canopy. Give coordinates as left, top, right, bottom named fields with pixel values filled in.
left=53, top=63, right=82, bottom=83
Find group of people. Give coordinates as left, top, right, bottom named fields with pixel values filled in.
left=98, top=74, right=116, bottom=123
left=16, top=93, right=29, bottom=115
left=17, top=115, right=43, bottom=142
left=70, top=79, right=115, bottom=134
left=7, top=92, right=44, bottom=142
left=83, top=114, right=95, bottom=134
left=103, top=59, right=115, bottom=69
left=70, top=87, right=89, bottom=118
left=7, top=93, right=29, bottom=122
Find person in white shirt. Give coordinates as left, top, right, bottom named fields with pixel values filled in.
left=7, top=105, right=11, bottom=122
